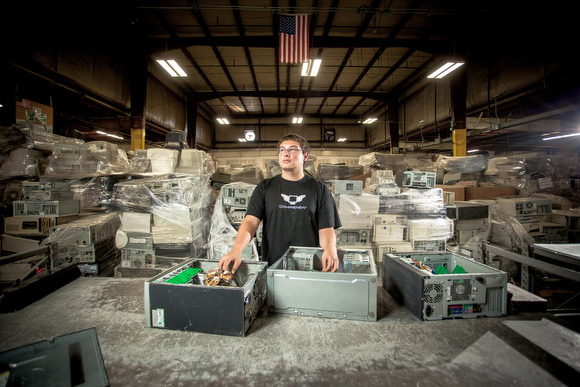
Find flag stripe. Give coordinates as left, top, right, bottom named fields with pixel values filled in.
left=279, top=14, right=309, bottom=63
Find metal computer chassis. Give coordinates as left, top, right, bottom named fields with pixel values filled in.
left=267, top=246, right=378, bottom=321
left=382, top=251, right=507, bottom=321
left=144, top=258, right=267, bottom=337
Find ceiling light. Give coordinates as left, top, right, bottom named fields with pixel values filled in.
left=96, top=130, right=123, bottom=140
left=292, top=117, right=303, bottom=124
left=157, top=59, right=187, bottom=77
left=238, top=138, right=246, bottom=142
left=216, top=118, right=230, bottom=125
left=427, top=62, right=464, bottom=79
left=337, top=138, right=347, bottom=142
left=542, top=132, right=580, bottom=141
left=301, top=59, right=322, bottom=77
left=467, top=149, right=479, bottom=153
left=362, top=118, right=377, bottom=124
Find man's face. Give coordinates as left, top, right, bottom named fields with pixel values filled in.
left=278, top=140, right=308, bottom=171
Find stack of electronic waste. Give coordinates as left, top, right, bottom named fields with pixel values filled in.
left=335, top=170, right=454, bottom=260
left=447, top=201, right=490, bottom=246
left=70, top=177, right=118, bottom=212
left=2, top=181, right=81, bottom=254
left=547, top=209, right=580, bottom=243
left=208, top=182, right=260, bottom=261
left=3, top=181, right=80, bottom=241
left=145, top=258, right=267, bottom=336
left=267, top=246, right=378, bottom=321
left=112, top=174, right=213, bottom=270
left=382, top=251, right=508, bottom=320
left=334, top=179, right=375, bottom=250
left=492, top=197, right=553, bottom=244
left=44, top=141, right=130, bottom=179
left=42, top=212, right=121, bottom=276
left=376, top=172, right=453, bottom=254
left=0, top=148, right=44, bottom=177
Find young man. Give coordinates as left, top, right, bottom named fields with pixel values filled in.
left=218, top=133, right=341, bottom=273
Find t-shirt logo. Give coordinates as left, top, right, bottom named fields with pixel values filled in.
left=281, top=194, right=306, bottom=205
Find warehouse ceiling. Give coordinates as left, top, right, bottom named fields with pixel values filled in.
left=3, top=1, right=579, bottom=153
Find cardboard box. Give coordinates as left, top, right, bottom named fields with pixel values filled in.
left=466, top=186, right=516, bottom=200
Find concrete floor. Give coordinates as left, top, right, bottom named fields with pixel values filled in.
left=0, top=276, right=577, bottom=386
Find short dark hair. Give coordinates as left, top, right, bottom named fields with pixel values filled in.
left=278, top=133, right=310, bottom=154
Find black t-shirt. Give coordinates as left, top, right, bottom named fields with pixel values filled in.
left=246, top=174, right=341, bottom=265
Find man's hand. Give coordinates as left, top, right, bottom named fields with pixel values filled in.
left=217, top=252, right=242, bottom=274
left=321, top=249, right=339, bottom=272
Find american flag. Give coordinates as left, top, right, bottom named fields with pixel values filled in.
left=279, top=14, right=309, bottom=63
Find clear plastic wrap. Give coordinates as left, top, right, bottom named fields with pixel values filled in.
left=317, top=164, right=364, bottom=184
left=0, top=148, right=44, bottom=178
left=358, top=152, right=408, bottom=173
left=112, top=174, right=213, bottom=257
left=42, top=211, right=121, bottom=247
left=0, top=125, right=27, bottom=153
left=147, top=148, right=180, bottom=174
left=206, top=182, right=259, bottom=260
left=379, top=188, right=447, bottom=219
left=176, top=149, right=216, bottom=175
left=434, top=155, right=488, bottom=173
left=44, top=141, right=130, bottom=179
left=407, top=218, right=454, bottom=241
left=337, top=193, right=380, bottom=228
left=70, top=176, right=117, bottom=210
left=226, top=164, right=264, bottom=184
left=13, top=121, right=84, bottom=152
left=129, top=149, right=151, bottom=173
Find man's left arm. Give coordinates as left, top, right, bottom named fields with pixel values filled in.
left=319, top=227, right=339, bottom=272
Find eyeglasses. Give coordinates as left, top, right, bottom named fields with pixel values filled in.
left=278, top=147, right=302, bottom=154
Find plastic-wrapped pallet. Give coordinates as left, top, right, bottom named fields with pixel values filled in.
left=112, top=174, right=213, bottom=258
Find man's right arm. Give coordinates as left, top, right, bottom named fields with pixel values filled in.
left=217, top=214, right=261, bottom=273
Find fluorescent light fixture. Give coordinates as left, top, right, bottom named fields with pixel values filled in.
left=216, top=118, right=230, bottom=125
left=167, top=60, right=187, bottom=77
left=292, top=117, right=303, bottom=124
left=301, top=59, right=322, bottom=76
left=362, top=118, right=378, bottom=124
left=157, top=59, right=187, bottom=77
left=467, top=149, right=479, bottom=153
left=427, top=62, right=464, bottom=79
left=337, top=138, right=347, bottom=142
left=96, top=130, right=123, bottom=140
left=542, top=132, right=580, bottom=141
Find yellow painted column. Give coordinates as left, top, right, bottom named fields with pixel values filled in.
left=131, top=128, right=146, bottom=151
left=452, top=128, right=467, bottom=157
